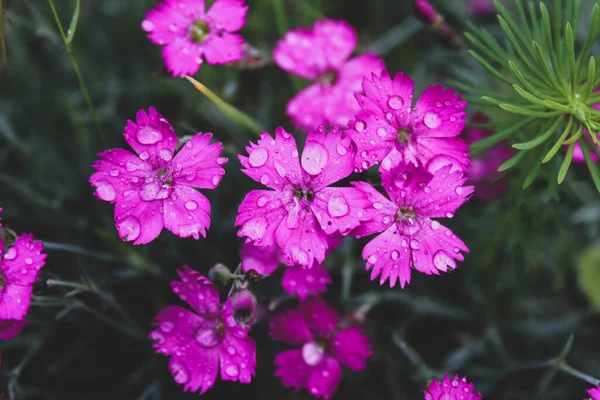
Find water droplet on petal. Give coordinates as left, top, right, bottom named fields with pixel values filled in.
left=109, top=169, right=119, bottom=177
left=302, top=341, right=325, bottom=366
left=387, top=95, right=403, bottom=110
left=140, top=182, right=160, bottom=201
left=455, top=186, right=463, bottom=195
left=431, top=221, right=441, bottom=230
left=117, top=217, right=141, bottom=241
left=159, top=149, right=172, bottom=161
left=336, top=143, right=348, bottom=156
left=137, top=126, right=163, bottom=144
left=249, top=147, right=269, bottom=167
left=410, top=239, right=420, bottom=249
left=423, top=111, right=441, bottom=129
left=96, top=181, right=116, bottom=202
left=274, top=161, right=287, bottom=177
left=139, top=151, right=150, bottom=160
left=376, top=127, right=387, bottom=137
left=433, top=250, right=455, bottom=272
left=141, top=20, right=154, bottom=32
left=327, top=193, right=350, bottom=217
left=260, top=174, right=270, bottom=185
left=171, top=363, right=190, bottom=384
left=446, top=212, right=454, bottom=218
left=391, top=250, right=399, bottom=260
left=185, top=201, right=198, bottom=211
left=227, top=346, right=236, bottom=355
left=212, top=175, right=221, bottom=186
left=302, top=142, right=328, bottom=175
left=225, top=364, right=239, bottom=377
left=355, top=120, right=366, bottom=132
left=160, top=321, right=174, bottom=332
left=25, top=258, right=33, bottom=265
left=241, top=217, right=267, bottom=241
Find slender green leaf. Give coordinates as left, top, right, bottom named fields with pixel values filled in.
left=513, top=117, right=562, bottom=150
left=541, top=100, right=573, bottom=114
left=563, top=123, right=583, bottom=144
left=468, top=51, right=514, bottom=85
left=185, top=76, right=264, bottom=135
left=540, top=3, right=566, bottom=90
left=531, top=41, right=566, bottom=96
left=542, top=117, right=574, bottom=163
left=509, top=62, right=561, bottom=101
left=497, top=16, right=546, bottom=83
left=581, top=140, right=600, bottom=192
left=464, top=32, right=509, bottom=67
left=515, top=0, right=532, bottom=40
left=565, top=23, right=577, bottom=85
left=499, top=103, right=561, bottom=117
left=66, top=0, right=81, bottom=44
left=586, top=57, right=596, bottom=101
left=576, top=4, right=600, bottom=80
left=545, top=156, right=560, bottom=200
left=558, top=140, right=575, bottom=184
left=512, top=84, right=560, bottom=109
left=495, top=2, right=533, bottom=53
left=466, top=21, right=508, bottom=60
left=472, top=117, right=534, bottom=150
left=498, top=150, right=528, bottom=171
left=523, top=143, right=549, bottom=188
left=572, top=0, right=582, bottom=36
left=552, top=0, right=561, bottom=45
left=527, top=0, right=540, bottom=38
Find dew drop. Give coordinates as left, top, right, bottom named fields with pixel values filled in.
left=257, top=196, right=269, bottom=207
left=327, top=193, right=350, bottom=217
left=391, top=250, right=399, bottom=260
left=4, top=247, right=17, bottom=260
left=137, top=126, right=163, bottom=144
left=431, top=221, right=441, bottom=230
left=117, top=217, right=141, bottom=241
left=455, top=186, right=463, bottom=195
left=171, top=363, right=190, bottom=384
left=141, top=20, right=154, bottom=32
left=25, top=258, right=33, bottom=265
left=433, top=250, right=455, bottom=272
left=248, top=147, right=269, bottom=167
left=336, top=143, right=348, bottom=156
left=96, top=181, right=116, bottom=202
left=354, top=120, right=366, bottom=132
left=274, top=161, right=287, bottom=177
left=423, top=111, right=441, bottom=129
left=139, top=151, right=150, bottom=160
left=410, top=239, right=420, bottom=250
left=241, top=217, right=267, bottom=241
left=387, top=95, right=404, bottom=110
left=302, top=142, right=329, bottom=175
left=109, top=169, right=119, bottom=177
left=185, top=201, right=198, bottom=211
left=260, top=174, right=270, bottom=185
left=159, top=149, right=172, bottom=161
left=160, top=321, right=174, bottom=332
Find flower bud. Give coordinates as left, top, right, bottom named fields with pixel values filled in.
left=413, top=0, right=442, bottom=27
left=230, top=288, right=257, bottom=329
left=208, top=263, right=232, bottom=286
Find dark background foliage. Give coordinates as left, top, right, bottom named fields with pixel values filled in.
left=0, top=0, right=599, bottom=399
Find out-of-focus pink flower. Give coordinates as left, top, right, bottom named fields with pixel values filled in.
left=0, top=208, right=46, bottom=339
left=149, top=266, right=256, bottom=394
left=413, top=0, right=441, bottom=26
left=236, top=125, right=370, bottom=268
left=90, top=107, right=227, bottom=245
left=424, top=375, right=482, bottom=400
left=142, top=0, right=248, bottom=77
left=273, top=19, right=384, bottom=129
left=352, top=163, right=473, bottom=288
left=240, top=241, right=334, bottom=300
left=346, top=69, right=469, bottom=173
left=468, top=0, right=496, bottom=15
left=269, top=297, right=371, bottom=399
left=587, top=386, right=600, bottom=400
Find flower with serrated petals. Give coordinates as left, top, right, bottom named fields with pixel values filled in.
left=424, top=375, right=482, bottom=400
left=142, top=0, right=248, bottom=77
left=273, top=19, right=384, bottom=129
left=269, top=297, right=371, bottom=399
left=347, top=69, right=469, bottom=173
left=240, top=242, right=333, bottom=300
left=90, top=107, right=227, bottom=245
left=149, top=266, right=256, bottom=394
left=0, top=209, right=46, bottom=339
left=352, top=163, right=473, bottom=288
left=588, top=386, right=600, bottom=400
left=236, top=125, right=370, bottom=268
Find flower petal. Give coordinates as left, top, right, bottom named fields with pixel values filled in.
left=362, top=224, right=412, bottom=288
left=0, top=318, right=27, bottom=340
left=356, top=70, right=414, bottom=123
left=202, top=33, right=244, bottom=64
left=412, top=136, right=471, bottom=170
left=274, top=349, right=313, bottom=391
left=349, top=182, right=397, bottom=239
left=240, top=242, right=282, bottom=275
left=161, top=38, right=203, bottom=77
left=330, top=327, right=371, bottom=371
left=306, top=357, right=342, bottom=400
left=297, top=297, right=339, bottom=339
left=219, top=334, right=256, bottom=383
left=169, top=347, right=219, bottom=394
left=206, top=0, right=247, bottom=32
left=311, top=19, right=357, bottom=70
left=410, top=220, right=469, bottom=275
left=236, top=189, right=286, bottom=247
left=347, top=110, right=397, bottom=172
left=114, top=191, right=164, bottom=245
left=281, top=264, right=331, bottom=300
left=123, top=107, right=179, bottom=166
left=150, top=305, right=204, bottom=356
left=311, top=187, right=370, bottom=236
left=239, top=128, right=303, bottom=190
left=269, top=309, right=313, bottom=345
left=286, top=83, right=329, bottom=130
left=171, top=266, right=220, bottom=318
left=1, top=233, right=46, bottom=286
left=142, top=0, right=204, bottom=45
left=275, top=208, right=329, bottom=268
left=172, top=132, right=227, bottom=189
left=0, top=283, right=33, bottom=320
left=164, top=185, right=211, bottom=240
left=411, top=85, right=468, bottom=139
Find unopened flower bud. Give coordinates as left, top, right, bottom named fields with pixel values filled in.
left=208, top=263, right=232, bottom=286
left=413, top=0, right=443, bottom=27
left=230, top=289, right=257, bottom=329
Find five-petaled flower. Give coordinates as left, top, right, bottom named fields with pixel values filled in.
left=142, top=0, right=248, bottom=77
left=90, top=107, right=227, bottom=245
left=352, top=162, right=473, bottom=288
left=149, top=266, right=256, bottom=394
left=235, top=125, right=370, bottom=268
left=269, top=297, right=371, bottom=399
left=273, top=19, right=384, bottom=129
left=346, top=69, right=470, bottom=173
left=424, top=375, right=482, bottom=400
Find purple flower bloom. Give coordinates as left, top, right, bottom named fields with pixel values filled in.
left=90, top=107, right=227, bottom=245
left=588, top=386, right=600, bottom=400
left=240, top=241, right=334, bottom=300
left=352, top=163, right=473, bottom=288
left=149, top=266, right=256, bottom=394
left=424, top=375, right=482, bottom=400
left=0, top=209, right=46, bottom=340
left=346, top=69, right=470, bottom=173
left=236, top=125, right=370, bottom=268
left=142, top=0, right=248, bottom=77
left=413, top=0, right=440, bottom=26
left=269, top=297, right=371, bottom=399
left=273, top=19, right=384, bottom=129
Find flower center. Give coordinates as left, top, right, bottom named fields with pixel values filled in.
left=195, top=319, right=224, bottom=348
left=189, top=20, right=210, bottom=43
left=396, top=127, right=411, bottom=147
left=395, top=206, right=422, bottom=235
left=294, top=187, right=314, bottom=202
left=302, top=341, right=326, bottom=366
left=318, top=70, right=338, bottom=86
left=139, top=169, right=174, bottom=201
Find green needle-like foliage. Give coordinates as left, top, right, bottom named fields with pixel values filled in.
left=463, top=0, right=600, bottom=191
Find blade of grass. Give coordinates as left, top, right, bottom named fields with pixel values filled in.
left=66, top=0, right=80, bottom=44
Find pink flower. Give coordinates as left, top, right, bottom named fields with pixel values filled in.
left=424, top=375, right=482, bottom=400
left=346, top=69, right=470, bottom=173
left=149, top=266, right=256, bottom=394
left=587, top=386, right=600, bottom=400
left=352, top=163, right=473, bottom=288
left=468, top=0, right=496, bottom=15
left=142, top=0, right=248, bottom=77
left=413, top=0, right=440, bottom=25
left=269, top=297, right=371, bottom=399
left=240, top=241, right=333, bottom=300
left=273, top=19, right=384, bottom=129
left=90, top=107, right=227, bottom=245
left=0, top=210, right=47, bottom=339
left=236, top=125, right=370, bottom=268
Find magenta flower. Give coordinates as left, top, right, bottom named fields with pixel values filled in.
left=273, top=19, right=384, bottom=129
left=90, top=107, right=227, bottom=245
left=346, top=69, right=470, bottom=173
left=240, top=242, right=332, bottom=300
left=424, top=375, right=482, bottom=400
left=468, top=0, right=496, bottom=15
left=352, top=163, right=473, bottom=288
left=236, top=125, right=369, bottom=268
left=142, top=0, right=248, bottom=77
left=588, top=386, right=600, bottom=400
left=0, top=209, right=46, bottom=339
left=413, top=0, right=440, bottom=26
left=269, top=297, right=371, bottom=399
left=149, top=266, right=256, bottom=394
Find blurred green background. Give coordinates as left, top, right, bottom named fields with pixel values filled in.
left=1, top=0, right=600, bottom=399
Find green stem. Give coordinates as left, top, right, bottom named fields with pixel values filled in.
left=47, top=0, right=104, bottom=142
left=559, top=363, right=600, bottom=386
